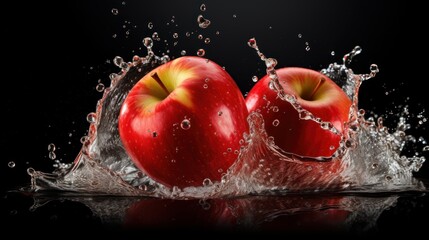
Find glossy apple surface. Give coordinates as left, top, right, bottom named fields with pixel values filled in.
left=119, top=56, right=248, bottom=188
left=246, top=67, right=351, bottom=158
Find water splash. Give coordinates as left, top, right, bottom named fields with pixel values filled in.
left=27, top=37, right=426, bottom=198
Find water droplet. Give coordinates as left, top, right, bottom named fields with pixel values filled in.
left=385, top=175, right=392, bottom=181
left=370, top=64, right=379, bottom=73
left=298, top=33, right=302, bottom=38
left=353, top=46, right=362, bottom=54
left=96, top=83, right=105, bottom=92
left=143, top=37, right=153, bottom=48
left=372, top=163, right=379, bottom=169
left=148, top=22, right=153, bottom=29
left=197, top=15, right=211, bottom=28
left=197, top=49, right=205, bottom=57
left=203, top=178, right=213, bottom=187
left=200, top=4, right=206, bottom=11
left=80, top=136, right=88, bottom=144
left=203, top=84, right=208, bottom=89
left=181, top=50, right=186, bottom=56
left=305, top=46, right=311, bottom=51
left=8, top=161, right=15, bottom=168
left=173, top=33, right=178, bottom=39
left=423, top=146, right=429, bottom=151
left=48, top=143, right=56, bottom=152
left=252, top=76, right=258, bottom=82
left=218, top=168, right=223, bottom=173
left=248, top=38, right=257, bottom=48
left=49, top=151, right=56, bottom=160
left=204, top=38, right=210, bottom=44
left=113, top=56, right=123, bottom=67
left=152, top=131, right=158, bottom=138
left=120, top=62, right=129, bottom=71
left=272, top=106, right=279, bottom=112
left=218, top=111, right=223, bottom=116
left=111, top=8, right=118, bottom=15
left=265, top=58, right=277, bottom=68
left=272, top=119, right=279, bottom=127
left=109, top=73, right=118, bottom=80
left=216, top=31, right=220, bottom=35
left=331, top=51, right=335, bottom=56
left=329, top=145, right=335, bottom=150
left=233, top=14, right=237, bottom=18
left=181, top=119, right=191, bottom=130
left=198, top=34, right=203, bottom=40
left=112, top=34, right=117, bottom=38
left=185, top=32, right=190, bottom=37
left=86, top=112, right=97, bottom=123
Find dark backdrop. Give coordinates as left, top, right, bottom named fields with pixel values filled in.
left=1, top=0, right=428, bottom=234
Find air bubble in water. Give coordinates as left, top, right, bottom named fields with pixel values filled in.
left=8, top=161, right=15, bottom=168
left=113, top=56, right=123, bottom=67
left=96, top=83, right=105, bottom=92
left=111, top=8, right=118, bottom=15
left=143, top=37, right=153, bottom=48
left=197, top=49, right=205, bottom=57
left=148, top=22, right=153, bottom=29
left=200, top=4, right=206, bottom=11
left=86, top=112, right=97, bottom=123
left=181, top=119, right=191, bottom=130
left=197, top=15, right=211, bottom=29
left=272, top=119, right=280, bottom=127
left=48, top=143, right=56, bottom=152
left=181, top=50, right=186, bottom=56
left=252, top=76, right=258, bottom=82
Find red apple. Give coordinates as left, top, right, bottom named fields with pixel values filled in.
left=245, top=67, right=351, bottom=158
left=119, top=56, right=248, bottom=188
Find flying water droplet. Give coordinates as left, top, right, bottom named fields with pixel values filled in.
left=48, top=143, right=56, bottom=152
left=197, top=49, right=205, bottom=57
left=331, top=51, right=335, bottom=56
left=143, top=37, right=153, bottom=48
left=252, top=76, right=258, bottom=82
left=200, top=4, right=206, bottom=11
left=96, top=83, right=105, bottom=92
left=247, top=38, right=257, bottom=49
left=181, top=50, right=186, bottom=56
left=111, top=8, right=118, bottom=15
left=8, top=161, right=15, bottom=168
left=113, top=56, right=123, bottom=67
left=148, top=22, right=153, bottom=29
left=423, top=146, right=429, bottom=151
left=305, top=46, right=311, bottom=51
left=49, top=151, right=56, bottom=160
left=298, top=33, right=302, bottom=38
left=173, top=33, right=178, bottom=39
left=197, top=15, right=211, bottom=28
left=204, top=38, right=210, bottom=44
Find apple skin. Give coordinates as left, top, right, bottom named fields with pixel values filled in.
left=245, top=67, right=351, bottom=158
left=119, top=56, right=248, bottom=189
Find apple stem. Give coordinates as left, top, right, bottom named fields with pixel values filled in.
left=151, top=72, right=170, bottom=95
left=309, top=77, right=326, bottom=99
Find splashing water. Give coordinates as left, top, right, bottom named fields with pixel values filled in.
left=27, top=36, right=426, bottom=198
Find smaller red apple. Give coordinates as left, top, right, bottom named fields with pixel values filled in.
left=246, top=67, right=351, bottom=158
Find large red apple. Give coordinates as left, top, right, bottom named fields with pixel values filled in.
left=246, top=67, right=351, bottom=158
left=119, top=56, right=248, bottom=188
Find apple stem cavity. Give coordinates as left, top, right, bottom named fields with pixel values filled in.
left=309, top=77, right=326, bottom=100
left=151, top=72, right=171, bottom=95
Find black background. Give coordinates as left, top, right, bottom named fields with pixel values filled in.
left=1, top=0, right=428, bottom=235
